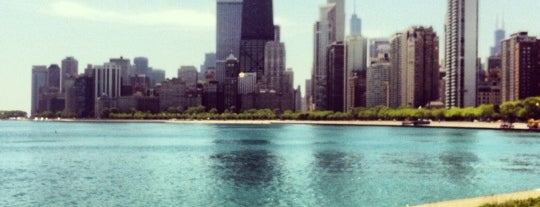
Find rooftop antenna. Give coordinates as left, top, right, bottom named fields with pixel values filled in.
left=495, top=14, right=499, bottom=29
left=502, top=14, right=505, bottom=30
left=353, top=0, right=357, bottom=14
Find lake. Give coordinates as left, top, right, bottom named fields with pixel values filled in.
left=1, top=121, right=539, bottom=206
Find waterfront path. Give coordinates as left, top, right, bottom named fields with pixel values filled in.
left=53, top=119, right=532, bottom=131
left=411, top=189, right=540, bottom=207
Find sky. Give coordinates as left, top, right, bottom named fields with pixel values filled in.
left=1, top=0, right=540, bottom=113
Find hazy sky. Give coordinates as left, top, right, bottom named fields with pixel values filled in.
left=1, top=0, right=539, bottom=112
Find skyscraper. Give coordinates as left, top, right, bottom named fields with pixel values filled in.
left=501, top=32, right=540, bottom=102
left=389, top=33, right=403, bottom=108
left=73, top=76, right=95, bottom=118
left=94, top=63, right=121, bottom=99
left=31, top=66, right=48, bottom=116
left=305, top=79, right=313, bottom=111
left=350, top=0, right=362, bottom=36
left=200, top=53, right=216, bottom=81
left=445, top=0, right=479, bottom=108
left=328, top=0, right=345, bottom=42
left=369, top=38, right=390, bottom=61
left=401, top=27, right=440, bottom=108
left=61, top=57, right=78, bottom=93
left=344, top=35, right=367, bottom=110
left=239, top=0, right=274, bottom=79
left=133, top=57, right=149, bottom=76
left=312, top=0, right=345, bottom=111
left=263, top=30, right=285, bottom=93
left=109, top=57, right=131, bottom=85
left=327, top=42, right=345, bottom=112
left=491, top=17, right=506, bottom=56
left=238, top=72, right=257, bottom=95
left=178, top=66, right=199, bottom=90
left=367, top=54, right=391, bottom=108
left=224, top=54, right=240, bottom=112
left=216, top=0, right=243, bottom=85
left=344, top=0, right=365, bottom=111
left=148, top=69, right=165, bottom=87
left=47, top=64, right=61, bottom=90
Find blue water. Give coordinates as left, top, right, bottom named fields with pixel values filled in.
left=1, top=121, right=540, bottom=207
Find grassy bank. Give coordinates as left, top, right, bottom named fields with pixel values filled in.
left=480, top=196, right=540, bottom=207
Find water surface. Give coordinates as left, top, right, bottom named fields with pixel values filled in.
left=1, top=121, right=539, bottom=206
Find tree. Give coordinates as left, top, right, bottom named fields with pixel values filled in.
left=185, top=106, right=206, bottom=115
left=209, top=108, right=218, bottom=114
left=500, top=101, right=520, bottom=122
left=477, top=104, right=496, bottom=121
left=444, top=107, right=463, bottom=121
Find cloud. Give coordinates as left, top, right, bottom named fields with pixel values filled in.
left=49, top=1, right=215, bottom=29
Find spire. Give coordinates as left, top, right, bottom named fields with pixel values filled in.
left=495, top=14, right=499, bottom=29
left=353, top=0, right=357, bottom=14
left=496, top=13, right=506, bottom=30
left=502, top=14, right=505, bottom=30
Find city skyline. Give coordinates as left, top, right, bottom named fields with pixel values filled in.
left=1, top=0, right=539, bottom=112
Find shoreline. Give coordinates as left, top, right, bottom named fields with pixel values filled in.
left=31, top=118, right=534, bottom=131
left=411, top=189, right=540, bottom=207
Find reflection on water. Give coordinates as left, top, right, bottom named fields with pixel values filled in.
left=213, top=139, right=271, bottom=146
left=500, top=154, right=540, bottom=173
left=211, top=150, right=280, bottom=186
left=309, top=151, right=365, bottom=207
left=210, top=150, right=284, bottom=207
left=313, top=151, right=363, bottom=174
left=387, top=153, right=437, bottom=175
left=439, top=151, right=479, bottom=183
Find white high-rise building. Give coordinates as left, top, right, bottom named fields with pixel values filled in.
left=445, top=0, right=479, bottom=108
left=367, top=56, right=391, bottom=108
left=328, top=0, right=345, bottom=42
left=344, top=35, right=367, bottom=111
left=94, top=63, right=121, bottom=99
left=312, top=0, right=345, bottom=111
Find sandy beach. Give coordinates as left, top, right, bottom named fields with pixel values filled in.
left=411, top=189, right=540, bottom=207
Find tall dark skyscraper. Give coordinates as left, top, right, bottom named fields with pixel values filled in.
left=216, top=0, right=243, bottom=85
left=224, top=54, right=240, bottom=112
left=48, top=64, right=61, bottom=90
left=327, top=42, right=345, bottom=112
left=239, top=0, right=275, bottom=79
left=31, top=66, right=48, bottom=116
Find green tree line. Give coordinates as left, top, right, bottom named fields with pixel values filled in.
left=0, top=111, right=27, bottom=119
left=33, top=96, right=540, bottom=122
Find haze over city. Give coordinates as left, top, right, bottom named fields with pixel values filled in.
left=1, top=0, right=539, bottom=112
